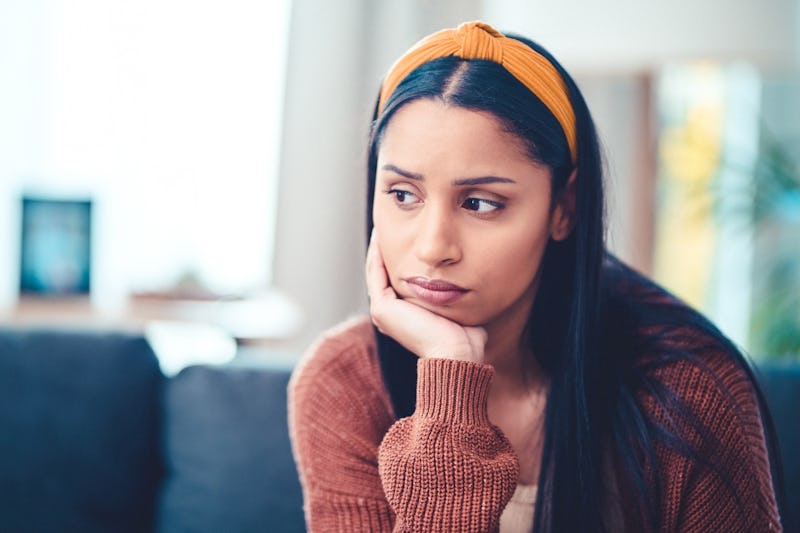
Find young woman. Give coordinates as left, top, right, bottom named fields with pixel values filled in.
left=288, top=21, right=784, bottom=532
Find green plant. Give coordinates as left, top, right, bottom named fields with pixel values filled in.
left=718, top=125, right=800, bottom=359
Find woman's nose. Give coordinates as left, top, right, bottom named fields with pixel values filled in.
left=413, top=204, right=462, bottom=267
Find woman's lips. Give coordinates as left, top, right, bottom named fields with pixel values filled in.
left=404, top=277, right=468, bottom=306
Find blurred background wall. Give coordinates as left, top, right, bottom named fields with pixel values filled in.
left=2, top=0, right=799, bottom=359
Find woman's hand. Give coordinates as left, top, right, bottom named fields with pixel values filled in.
left=366, top=231, right=487, bottom=363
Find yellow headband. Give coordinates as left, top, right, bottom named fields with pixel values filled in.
left=379, top=21, right=577, bottom=163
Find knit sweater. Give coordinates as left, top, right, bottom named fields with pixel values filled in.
left=288, top=316, right=782, bottom=532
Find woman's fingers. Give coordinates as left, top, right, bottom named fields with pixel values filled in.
left=366, top=231, right=394, bottom=302
left=366, top=232, right=401, bottom=338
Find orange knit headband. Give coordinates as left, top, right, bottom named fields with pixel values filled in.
left=379, top=21, right=577, bottom=163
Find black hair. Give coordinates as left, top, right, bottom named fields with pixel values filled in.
left=365, top=36, right=785, bottom=532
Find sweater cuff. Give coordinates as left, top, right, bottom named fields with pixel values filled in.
left=415, top=357, right=494, bottom=426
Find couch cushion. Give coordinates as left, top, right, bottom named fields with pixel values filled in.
left=0, top=327, right=164, bottom=533
left=157, top=364, right=303, bottom=533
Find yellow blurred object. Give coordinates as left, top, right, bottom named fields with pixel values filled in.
left=654, top=66, right=725, bottom=309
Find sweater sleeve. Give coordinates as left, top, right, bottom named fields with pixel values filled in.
left=288, top=332, right=397, bottom=532
left=641, top=354, right=783, bottom=532
left=378, top=357, right=520, bottom=533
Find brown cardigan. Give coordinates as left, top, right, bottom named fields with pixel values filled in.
left=288, top=317, right=782, bottom=532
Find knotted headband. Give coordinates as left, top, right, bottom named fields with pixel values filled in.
left=379, top=21, right=577, bottom=163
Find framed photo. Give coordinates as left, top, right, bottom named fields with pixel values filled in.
left=19, top=197, right=92, bottom=296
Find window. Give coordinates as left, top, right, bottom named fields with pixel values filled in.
left=0, top=0, right=291, bottom=309
left=654, top=63, right=800, bottom=359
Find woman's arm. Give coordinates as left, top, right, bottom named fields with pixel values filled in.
left=364, top=231, right=521, bottom=531
left=642, top=353, right=782, bottom=532
left=288, top=325, right=520, bottom=533
left=291, top=230, right=524, bottom=532
left=288, top=328, right=397, bottom=531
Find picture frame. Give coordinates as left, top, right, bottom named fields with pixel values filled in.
left=19, top=196, right=92, bottom=296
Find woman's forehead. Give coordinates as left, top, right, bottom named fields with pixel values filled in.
left=377, top=99, right=533, bottom=165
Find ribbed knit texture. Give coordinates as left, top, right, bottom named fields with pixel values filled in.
left=378, top=357, right=518, bottom=532
left=288, top=317, right=782, bottom=532
left=638, top=344, right=782, bottom=532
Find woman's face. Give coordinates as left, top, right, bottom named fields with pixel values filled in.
left=373, top=98, right=573, bottom=330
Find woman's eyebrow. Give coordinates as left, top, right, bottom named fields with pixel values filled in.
left=452, top=176, right=516, bottom=186
left=382, top=164, right=516, bottom=186
left=381, top=164, right=423, bottom=180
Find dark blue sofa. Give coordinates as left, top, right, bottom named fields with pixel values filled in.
left=0, top=328, right=797, bottom=532
left=0, top=328, right=303, bottom=533
left=758, top=362, right=800, bottom=533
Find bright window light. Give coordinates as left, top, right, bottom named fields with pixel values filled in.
left=2, top=0, right=291, bottom=307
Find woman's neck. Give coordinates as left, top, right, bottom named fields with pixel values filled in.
left=483, top=295, right=547, bottom=396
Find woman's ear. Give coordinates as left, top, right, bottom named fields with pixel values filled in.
left=550, top=169, right=577, bottom=241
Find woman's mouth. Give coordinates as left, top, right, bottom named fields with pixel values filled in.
left=404, top=277, right=468, bottom=306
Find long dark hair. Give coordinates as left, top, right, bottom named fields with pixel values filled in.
left=365, top=36, right=785, bottom=532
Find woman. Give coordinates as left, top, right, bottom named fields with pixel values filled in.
left=288, top=21, right=784, bottom=532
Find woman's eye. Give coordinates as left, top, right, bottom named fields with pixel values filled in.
left=462, top=197, right=503, bottom=213
left=386, top=189, right=419, bottom=206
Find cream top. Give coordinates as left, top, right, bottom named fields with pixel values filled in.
left=499, top=484, right=537, bottom=533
